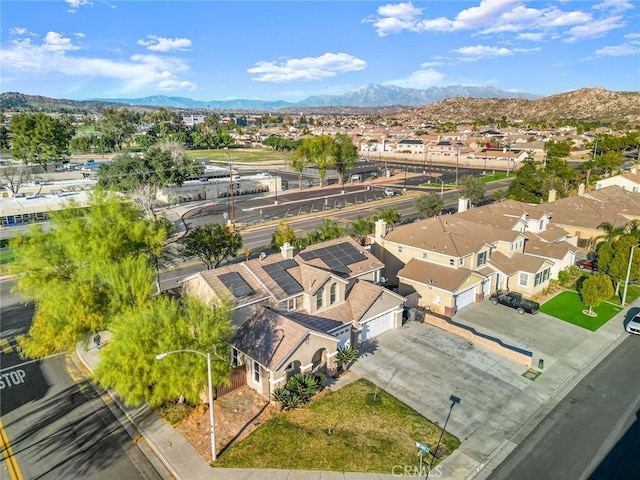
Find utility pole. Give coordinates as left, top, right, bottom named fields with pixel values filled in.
left=228, top=163, right=235, bottom=230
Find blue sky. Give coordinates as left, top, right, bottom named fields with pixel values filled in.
left=1, top=1, right=639, bottom=102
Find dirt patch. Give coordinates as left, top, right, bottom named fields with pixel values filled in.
left=175, top=386, right=275, bottom=461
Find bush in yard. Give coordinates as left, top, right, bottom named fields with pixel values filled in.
left=558, top=270, right=571, bottom=287
left=336, top=346, right=359, bottom=371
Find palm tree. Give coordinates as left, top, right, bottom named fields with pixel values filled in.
left=375, top=207, right=400, bottom=229
left=595, top=221, right=625, bottom=244
left=349, top=215, right=375, bottom=245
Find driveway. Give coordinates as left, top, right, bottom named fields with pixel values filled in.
left=351, top=320, right=531, bottom=441
left=453, top=298, right=591, bottom=368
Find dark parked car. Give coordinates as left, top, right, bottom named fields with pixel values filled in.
left=577, top=259, right=598, bottom=271
left=490, top=292, right=540, bottom=315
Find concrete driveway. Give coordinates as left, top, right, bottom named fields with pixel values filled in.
left=453, top=298, right=591, bottom=369
left=351, top=320, right=531, bottom=442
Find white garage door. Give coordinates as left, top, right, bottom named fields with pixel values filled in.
left=361, top=311, right=394, bottom=342
left=455, top=286, right=476, bottom=310
left=332, top=325, right=351, bottom=348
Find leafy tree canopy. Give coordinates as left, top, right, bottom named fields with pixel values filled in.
left=457, top=174, right=486, bottom=205
left=580, top=274, right=614, bottom=313
left=10, top=191, right=171, bottom=357
left=272, top=220, right=298, bottom=249
left=97, top=145, right=203, bottom=192
left=416, top=193, right=445, bottom=218
left=10, top=112, right=74, bottom=166
left=180, top=223, right=243, bottom=269
left=95, top=296, right=233, bottom=407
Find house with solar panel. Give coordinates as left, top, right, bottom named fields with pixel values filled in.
left=181, top=236, right=406, bottom=400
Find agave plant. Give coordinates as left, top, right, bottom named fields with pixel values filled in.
left=286, top=373, right=321, bottom=402
left=271, top=387, right=303, bottom=410
left=336, top=346, right=359, bottom=371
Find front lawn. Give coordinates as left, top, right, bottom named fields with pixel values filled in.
left=540, top=290, right=623, bottom=331
left=215, top=378, right=459, bottom=473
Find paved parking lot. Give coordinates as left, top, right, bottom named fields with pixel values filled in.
left=351, top=320, right=531, bottom=441
left=453, top=298, right=591, bottom=368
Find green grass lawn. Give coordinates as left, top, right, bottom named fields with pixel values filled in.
left=540, top=290, right=623, bottom=331
left=215, top=378, right=459, bottom=473
left=187, top=148, right=292, bottom=163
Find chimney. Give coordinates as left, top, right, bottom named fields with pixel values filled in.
left=280, top=242, right=294, bottom=260
left=374, top=219, right=387, bottom=242
left=578, top=183, right=585, bottom=196
left=548, top=189, right=557, bottom=203
left=458, top=197, right=470, bottom=213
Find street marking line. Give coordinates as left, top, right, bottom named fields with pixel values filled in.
left=0, top=352, right=63, bottom=374
left=0, top=419, right=23, bottom=480
left=0, top=338, right=13, bottom=354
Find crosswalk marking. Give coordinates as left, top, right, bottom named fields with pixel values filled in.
left=0, top=337, right=15, bottom=354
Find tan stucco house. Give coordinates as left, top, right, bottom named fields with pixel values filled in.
left=182, top=236, right=405, bottom=399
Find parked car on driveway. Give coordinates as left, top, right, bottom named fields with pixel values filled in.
left=626, top=313, right=640, bottom=335
left=577, top=259, right=598, bottom=271
left=490, top=292, right=540, bottom=315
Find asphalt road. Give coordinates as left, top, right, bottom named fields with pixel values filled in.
left=488, top=333, right=640, bottom=480
left=0, top=279, right=169, bottom=480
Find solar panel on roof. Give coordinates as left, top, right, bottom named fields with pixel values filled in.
left=263, top=261, right=304, bottom=295
left=298, top=242, right=368, bottom=274
left=218, top=271, right=255, bottom=299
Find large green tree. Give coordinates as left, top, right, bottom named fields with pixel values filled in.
left=10, top=192, right=171, bottom=358
left=99, top=107, right=138, bottom=150
left=333, top=133, right=358, bottom=185
left=296, top=135, right=335, bottom=186
left=457, top=174, right=486, bottom=205
left=180, top=223, right=243, bottom=269
left=97, top=145, right=204, bottom=192
left=507, top=158, right=546, bottom=203
left=416, top=193, right=444, bottom=218
left=94, top=296, right=233, bottom=407
left=10, top=112, right=73, bottom=167
left=271, top=220, right=299, bottom=249
left=580, top=274, right=614, bottom=315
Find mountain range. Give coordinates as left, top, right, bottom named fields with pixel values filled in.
left=88, top=84, right=538, bottom=110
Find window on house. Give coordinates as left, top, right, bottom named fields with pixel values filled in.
left=330, top=283, right=337, bottom=305
left=534, top=267, right=550, bottom=286
left=519, top=272, right=529, bottom=287
left=287, top=297, right=296, bottom=311
left=252, top=361, right=261, bottom=384
left=459, top=258, right=464, bottom=266
left=231, top=348, right=238, bottom=367
left=477, top=250, right=487, bottom=267
left=539, top=219, right=544, bottom=230
left=398, top=246, right=403, bottom=253
left=422, top=252, right=428, bottom=260
left=316, top=288, right=323, bottom=309
left=449, top=259, right=455, bottom=266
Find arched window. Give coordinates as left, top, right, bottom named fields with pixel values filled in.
left=330, top=283, right=337, bottom=305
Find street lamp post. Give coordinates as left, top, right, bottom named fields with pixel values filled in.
left=455, top=147, right=460, bottom=185
left=404, top=165, right=408, bottom=193
left=426, top=395, right=460, bottom=479
left=155, top=349, right=217, bottom=462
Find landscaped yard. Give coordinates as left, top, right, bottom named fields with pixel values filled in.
left=540, top=290, right=623, bottom=331
left=214, top=378, right=459, bottom=473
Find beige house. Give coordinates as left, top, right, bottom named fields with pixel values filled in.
left=182, top=236, right=405, bottom=400
left=370, top=197, right=578, bottom=316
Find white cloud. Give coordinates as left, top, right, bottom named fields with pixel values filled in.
left=595, top=43, right=640, bottom=56
left=593, top=0, right=634, bottom=13
left=419, top=61, right=444, bottom=67
left=383, top=68, right=444, bottom=89
left=565, top=15, right=625, bottom=42
left=43, top=31, right=80, bottom=52
left=517, top=32, right=545, bottom=41
left=10, top=27, right=28, bottom=35
left=248, top=53, right=366, bottom=83
left=363, top=0, right=625, bottom=45
left=1, top=30, right=196, bottom=93
left=454, top=44, right=515, bottom=60
left=65, top=0, right=92, bottom=13
left=137, top=35, right=192, bottom=52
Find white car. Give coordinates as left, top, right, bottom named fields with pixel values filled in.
left=626, top=313, right=640, bottom=335
left=384, top=188, right=396, bottom=197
